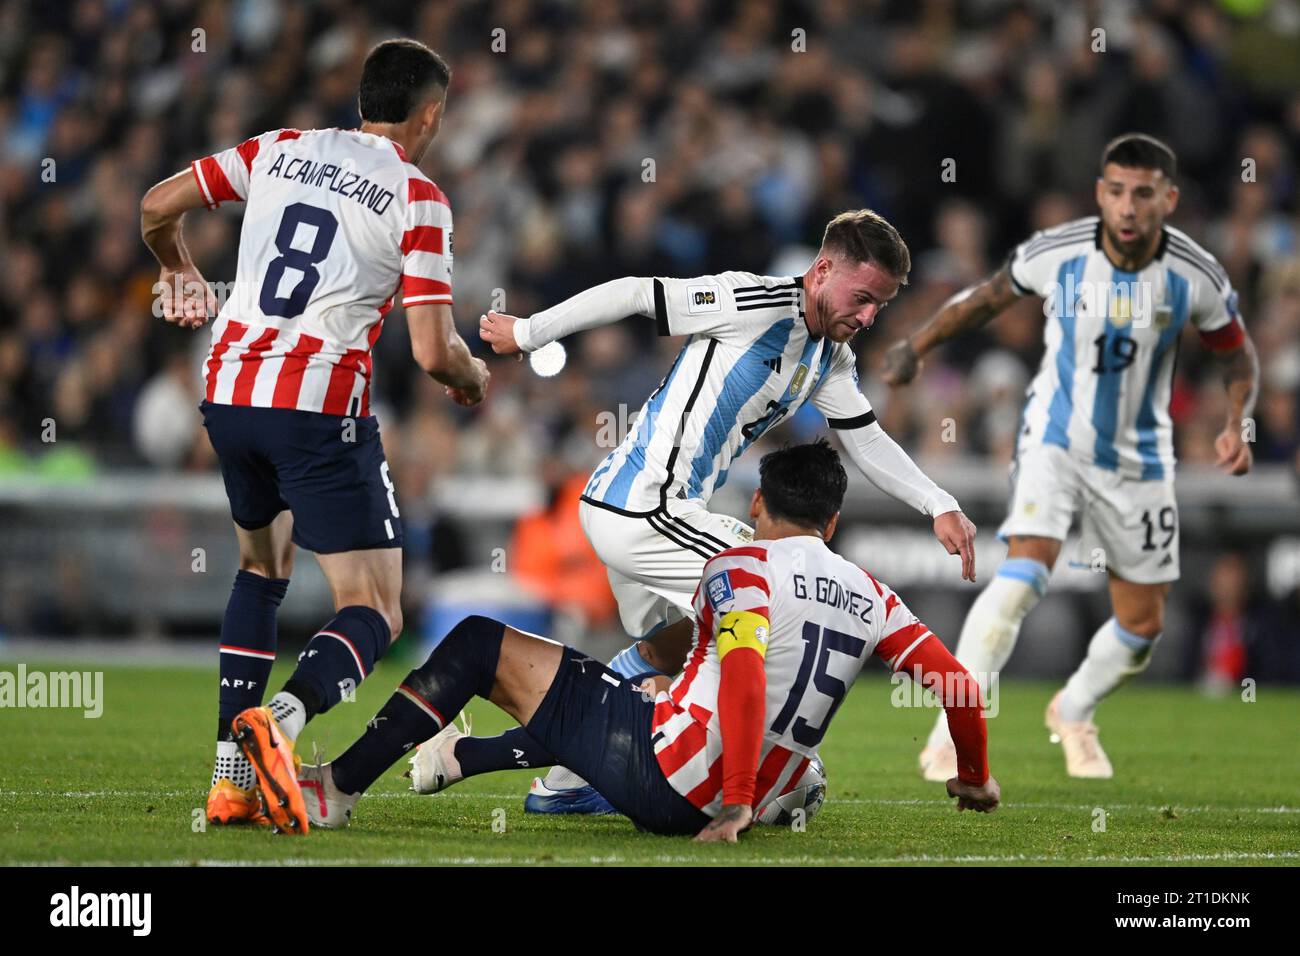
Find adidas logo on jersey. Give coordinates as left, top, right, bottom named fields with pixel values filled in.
left=763, top=357, right=783, bottom=373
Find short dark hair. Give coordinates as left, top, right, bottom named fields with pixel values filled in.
left=821, top=209, right=911, bottom=282
left=358, top=39, right=451, bottom=124
left=758, top=438, right=848, bottom=533
left=1101, top=133, right=1177, bottom=180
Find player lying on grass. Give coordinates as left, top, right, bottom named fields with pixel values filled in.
left=882, top=133, right=1259, bottom=781
left=140, top=38, right=487, bottom=831
left=478, top=209, right=978, bottom=814
left=237, top=440, right=1000, bottom=837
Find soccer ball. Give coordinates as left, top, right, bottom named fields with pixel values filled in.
left=755, top=755, right=827, bottom=826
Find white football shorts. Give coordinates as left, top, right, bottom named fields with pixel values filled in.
left=998, top=443, right=1180, bottom=584
left=578, top=497, right=754, bottom=637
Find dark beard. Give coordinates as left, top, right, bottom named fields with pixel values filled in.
left=1105, top=224, right=1150, bottom=258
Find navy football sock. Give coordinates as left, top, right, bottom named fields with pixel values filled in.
left=282, top=605, right=390, bottom=722
left=455, top=727, right=556, bottom=778
left=332, top=615, right=504, bottom=796
left=217, top=570, right=288, bottom=741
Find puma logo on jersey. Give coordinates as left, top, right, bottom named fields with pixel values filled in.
left=716, top=611, right=770, bottom=659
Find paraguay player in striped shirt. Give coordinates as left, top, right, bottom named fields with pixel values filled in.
left=882, top=134, right=1260, bottom=781
left=477, top=209, right=979, bottom=814
left=278, top=440, right=999, bottom=838
left=140, top=39, right=487, bottom=833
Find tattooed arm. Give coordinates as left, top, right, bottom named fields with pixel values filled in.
left=1211, top=335, right=1260, bottom=476
left=882, top=265, right=1021, bottom=386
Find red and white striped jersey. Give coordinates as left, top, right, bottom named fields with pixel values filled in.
left=652, top=536, right=935, bottom=817
left=194, top=127, right=453, bottom=416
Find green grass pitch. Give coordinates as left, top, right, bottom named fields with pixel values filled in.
left=2, top=657, right=1297, bottom=866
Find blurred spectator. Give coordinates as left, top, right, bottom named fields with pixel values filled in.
left=0, top=0, right=1293, bottom=482
left=0, top=0, right=1298, bottom=653
left=1198, top=551, right=1253, bottom=694
left=509, top=470, right=617, bottom=629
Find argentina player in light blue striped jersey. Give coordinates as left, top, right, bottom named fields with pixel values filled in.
left=884, top=134, right=1259, bottom=781
left=479, top=210, right=976, bottom=814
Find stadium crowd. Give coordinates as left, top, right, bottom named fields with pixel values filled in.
left=1, top=0, right=1297, bottom=673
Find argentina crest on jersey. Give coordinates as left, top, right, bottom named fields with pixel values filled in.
left=788, top=362, right=809, bottom=396
left=1109, top=284, right=1134, bottom=327
left=1154, top=283, right=1173, bottom=329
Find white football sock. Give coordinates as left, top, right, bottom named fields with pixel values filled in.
left=268, top=691, right=306, bottom=741
left=212, top=739, right=256, bottom=790
left=542, top=766, right=590, bottom=790
left=925, top=558, right=1049, bottom=751
left=1058, top=618, right=1157, bottom=723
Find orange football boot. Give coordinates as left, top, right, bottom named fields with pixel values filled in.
left=232, top=706, right=309, bottom=834
left=206, top=778, right=271, bottom=826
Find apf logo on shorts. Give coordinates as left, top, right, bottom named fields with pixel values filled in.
left=49, top=886, right=151, bottom=936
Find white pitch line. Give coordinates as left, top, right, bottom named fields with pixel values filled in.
left=834, top=798, right=1300, bottom=814
left=6, top=850, right=1299, bottom=867
left=4, top=790, right=1298, bottom=815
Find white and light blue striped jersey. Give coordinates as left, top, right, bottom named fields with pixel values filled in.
left=582, top=272, right=875, bottom=514
left=1008, top=217, right=1245, bottom=481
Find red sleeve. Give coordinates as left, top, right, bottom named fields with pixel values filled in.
left=895, top=635, right=989, bottom=786
left=190, top=129, right=296, bottom=209
left=402, top=178, right=454, bottom=306
left=1198, top=317, right=1245, bottom=353
left=717, top=647, right=766, bottom=807
left=865, top=572, right=987, bottom=784
left=191, top=155, right=241, bottom=209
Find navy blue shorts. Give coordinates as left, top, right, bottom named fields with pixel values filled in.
left=200, top=401, right=403, bottom=554
left=524, top=647, right=711, bottom=836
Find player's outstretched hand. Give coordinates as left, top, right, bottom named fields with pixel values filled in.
left=1214, top=425, right=1252, bottom=476
left=881, top=340, right=921, bottom=386
left=446, top=357, right=489, bottom=406
left=479, top=311, right=522, bottom=355
left=694, top=803, right=753, bottom=843
left=933, top=510, right=977, bottom=583
left=947, top=775, right=1000, bottom=813
left=157, top=263, right=217, bottom=330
